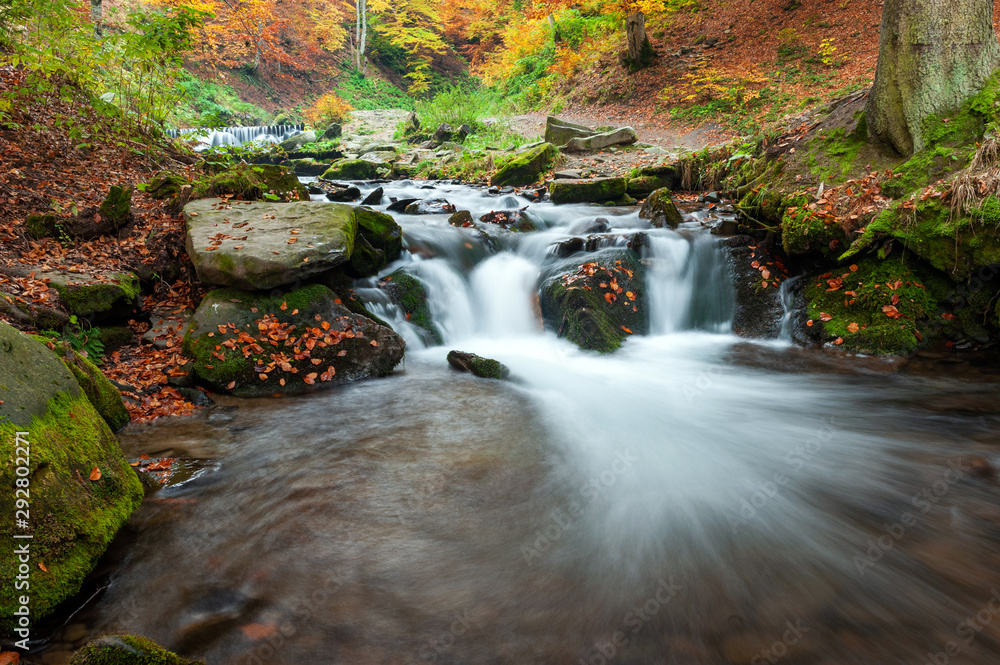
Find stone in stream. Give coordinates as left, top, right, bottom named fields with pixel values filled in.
left=447, top=350, right=510, bottom=380
left=184, top=199, right=379, bottom=291
left=404, top=198, right=457, bottom=215
left=722, top=235, right=786, bottom=339
left=563, top=127, right=638, bottom=152
left=325, top=185, right=362, bottom=202
left=479, top=208, right=538, bottom=232
left=70, top=635, right=205, bottom=665
left=639, top=187, right=684, bottom=228
left=379, top=269, right=441, bottom=344
left=0, top=321, right=144, bottom=632
left=361, top=186, right=384, bottom=206
left=549, top=177, right=628, bottom=205
left=544, top=116, right=598, bottom=146
left=538, top=249, right=648, bottom=353
left=387, top=197, right=419, bottom=213
left=321, top=158, right=380, bottom=180
left=491, top=142, right=559, bottom=187
left=448, top=210, right=474, bottom=227
left=182, top=284, right=405, bottom=397
left=280, top=158, right=331, bottom=177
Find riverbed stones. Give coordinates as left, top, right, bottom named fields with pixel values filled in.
left=723, top=235, right=786, bottom=339
left=539, top=249, right=647, bottom=353
left=182, top=284, right=404, bottom=397
left=447, top=350, right=510, bottom=380
left=491, top=142, right=559, bottom=187
left=184, top=199, right=358, bottom=290
left=405, top=198, right=457, bottom=215
left=639, top=188, right=684, bottom=228
left=564, top=127, right=638, bottom=152
left=0, top=321, right=143, bottom=631
left=549, top=177, right=628, bottom=205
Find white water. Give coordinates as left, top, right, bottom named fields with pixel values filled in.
left=168, top=124, right=305, bottom=151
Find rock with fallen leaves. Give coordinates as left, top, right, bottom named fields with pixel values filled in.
left=538, top=249, right=647, bottom=353
left=638, top=188, right=684, bottom=229
left=0, top=321, right=143, bottom=631
left=723, top=236, right=788, bottom=339
left=184, top=198, right=359, bottom=290
left=182, top=283, right=404, bottom=397
left=69, top=634, right=205, bottom=665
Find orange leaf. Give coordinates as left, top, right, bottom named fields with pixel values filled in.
left=819, top=312, right=833, bottom=322
left=304, top=373, right=318, bottom=385
left=0, top=651, right=21, bottom=665
left=847, top=322, right=859, bottom=333
left=89, top=466, right=102, bottom=481
left=882, top=305, right=901, bottom=318
left=259, top=373, right=268, bottom=380
left=621, top=326, right=633, bottom=334
left=287, top=238, right=298, bottom=244
left=604, top=292, right=615, bottom=303
left=941, top=312, right=955, bottom=320
left=37, top=562, right=47, bottom=572
left=227, top=381, right=236, bottom=389
left=241, top=623, right=277, bottom=641
left=761, top=268, right=771, bottom=280
left=849, top=264, right=859, bottom=272
left=370, top=340, right=380, bottom=347
left=280, top=302, right=288, bottom=311
left=833, top=337, right=843, bottom=345
left=806, top=320, right=814, bottom=327
left=761, top=280, right=769, bottom=289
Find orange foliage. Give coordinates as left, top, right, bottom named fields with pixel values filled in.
left=303, top=93, right=354, bottom=128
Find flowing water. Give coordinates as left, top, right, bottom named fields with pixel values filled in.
left=48, top=183, right=1000, bottom=664
left=166, top=125, right=305, bottom=151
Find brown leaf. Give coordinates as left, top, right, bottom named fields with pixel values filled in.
left=833, top=337, right=844, bottom=345
left=0, top=651, right=21, bottom=665
left=37, top=562, right=48, bottom=572
left=847, top=322, right=859, bottom=333
left=227, top=381, right=236, bottom=389
left=819, top=312, right=833, bottom=322
left=89, top=466, right=102, bottom=481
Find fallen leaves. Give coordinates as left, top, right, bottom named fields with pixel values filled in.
left=89, top=466, right=102, bottom=481
left=819, top=312, right=833, bottom=322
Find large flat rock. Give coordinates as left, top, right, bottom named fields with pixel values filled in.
left=184, top=199, right=357, bottom=291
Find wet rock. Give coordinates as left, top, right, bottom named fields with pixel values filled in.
left=177, top=386, right=213, bottom=407
left=552, top=237, right=585, bottom=258
left=279, top=129, right=316, bottom=152
left=0, top=322, right=143, bottom=631
left=549, top=177, right=627, bottom=205
left=449, top=210, right=474, bottom=227
left=355, top=205, right=403, bottom=264
left=626, top=174, right=675, bottom=198
left=570, top=217, right=611, bottom=235
left=701, top=191, right=722, bottom=204
left=184, top=199, right=356, bottom=290
left=564, top=127, right=638, bottom=152
left=722, top=235, right=785, bottom=339
left=321, top=158, right=380, bottom=180
left=387, top=197, right=419, bottom=213
left=447, top=350, right=510, bottom=380
left=144, top=309, right=192, bottom=350
left=361, top=186, right=384, bottom=206
left=40, top=269, right=140, bottom=321
left=325, top=185, right=362, bottom=202
left=183, top=284, right=405, bottom=397
left=70, top=635, right=204, bottom=665
left=491, top=143, right=559, bottom=187
left=380, top=269, right=441, bottom=344
left=405, top=198, right=457, bottom=215
left=479, top=208, right=538, bottom=232
left=539, top=249, right=648, bottom=353
left=544, top=116, right=598, bottom=146
left=638, top=188, right=684, bottom=228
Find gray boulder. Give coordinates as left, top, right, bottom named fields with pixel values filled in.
left=638, top=188, right=684, bottom=228
left=564, top=127, right=638, bottom=152
left=279, top=130, right=316, bottom=152
left=545, top=116, right=598, bottom=146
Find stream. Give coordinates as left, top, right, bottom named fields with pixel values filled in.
left=47, top=182, right=1000, bottom=664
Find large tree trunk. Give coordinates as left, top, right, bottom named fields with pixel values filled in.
left=90, top=0, right=102, bottom=37
left=622, top=12, right=654, bottom=73
left=866, top=0, right=1000, bottom=156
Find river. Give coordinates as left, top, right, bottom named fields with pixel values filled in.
left=43, top=181, right=1000, bottom=665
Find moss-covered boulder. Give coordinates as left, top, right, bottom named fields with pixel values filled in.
left=99, top=185, right=133, bottom=230
left=626, top=174, right=675, bottom=198
left=447, top=350, right=510, bottom=380
left=53, top=343, right=131, bottom=432
left=70, top=635, right=204, bottom=665
left=379, top=270, right=441, bottom=344
left=184, top=199, right=357, bottom=290
left=549, top=177, right=628, bottom=205
left=321, top=159, right=380, bottom=181
left=182, top=284, right=405, bottom=397
left=42, top=270, right=140, bottom=321
left=0, top=322, right=144, bottom=631
left=491, top=143, right=558, bottom=187
left=193, top=163, right=308, bottom=202
left=564, top=127, right=638, bottom=152
left=354, top=205, right=403, bottom=264
left=638, top=188, right=684, bottom=228
left=146, top=170, right=189, bottom=201
left=722, top=236, right=786, bottom=339
left=281, top=158, right=332, bottom=177
left=538, top=249, right=647, bottom=353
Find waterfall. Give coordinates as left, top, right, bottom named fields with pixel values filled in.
left=167, top=124, right=305, bottom=151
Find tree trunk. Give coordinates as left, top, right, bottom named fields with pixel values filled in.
left=866, top=0, right=1000, bottom=156
left=355, top=0, right=367, bottom=71
left=90, top=0, right=102, bottom=37
left=623, top=12, right=654, bottom=73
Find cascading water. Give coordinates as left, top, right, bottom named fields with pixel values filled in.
left=64, top=179, right=1000, bottom=665
left=167, top=124, right=305, bottom=151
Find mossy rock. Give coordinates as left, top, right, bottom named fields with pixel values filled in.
left=91, top=326, right=136, bottom=353
left=638, top=188, right=684, bottom=228
left=354, top=205, right=403, bottom=264
left=280, top=158, right=332, bottom=177
left=52, top=343, right=131, bottom=432
left=626, top=175, right=674, bottom=198
left=780, top=196, right=850, bottom=258
left=549, top=178, right=627, bottom=205
left=70, top=635, right=205, bottom=665
left=25, top=213, right=67, bottom=239
left=0, top=322, right=144, bottom=631
left=346, top=233, right=386, bottom=278
left=43, top=270, right=141, bottom=320
left=99, top=185, right=133, bottom=230
left=379, top=270, right=441, bottom=344
left=146, top=171, right=189, bottom=201
left=538, top=249, right=647, bottom=353
left=322, top=159, right=380, bottom=181
left=802, top=255, right=950, bottom=354
left=448, top=210, right=473, bottom=227
left=491, top=143, right=559, bottom=187
left=447, top=350, right=510, bottom=380
left=182, top=284, right=405, bottom=397
left=192, top=164, right=308, bottom=202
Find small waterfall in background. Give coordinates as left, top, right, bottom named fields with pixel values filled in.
left=167, top=124, right=305, bottom=151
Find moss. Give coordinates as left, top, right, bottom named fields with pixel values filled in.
left=70, top=635, right=204, bottom=665
left=381, top=270, right=441, bottom=344
left=549, top=178, right=627, bottom=205
left=51, top=273, right=140, bottom=318
left=491, top=143, right=558, bottom=187
left=626, top=175, right=673, bottom=198
left=803, top=255, right=949, bottom=354
left=145, top=171, right=188, bottom=200
left=192, top=164, right=308, bottom=202
left=98, top=185, right=133, bottom=230
left=639, top=188, right=684, bottom=228
left=806, top=127, right=867, bottom=183
left=25, top=213, right=63, bottom=239
left=55, top=345, right=131, bottom=432
left=880, top=145, right=967, bottom=199
left=781, top=196, right=849, bottom=257
left=322, top=159, right=379, bottom=180
left=91, top=327, right=136, bottom=353
left=353, top=206, right=403, bottom=262
left=0, top=392, right=144, bottom=630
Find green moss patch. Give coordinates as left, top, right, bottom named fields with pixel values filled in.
left=379, top=270, right=441, bottom=344
left=491, top=143, right=558, bottom=187
left=70, top=635, right=204, bottom=665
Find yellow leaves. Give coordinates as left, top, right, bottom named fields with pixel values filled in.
left=303, top=92, right=354, bottom=127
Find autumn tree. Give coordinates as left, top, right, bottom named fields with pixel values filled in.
left=865, top=0, right=1000, bottom=156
